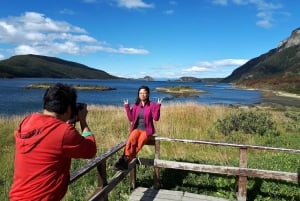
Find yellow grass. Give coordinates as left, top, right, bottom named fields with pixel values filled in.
left=1, top=102, right=299, bottom=200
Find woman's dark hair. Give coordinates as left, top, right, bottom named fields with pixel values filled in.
left=43, top=83, right=77, bottom=116
left=135, top=85, right=150, bottom=105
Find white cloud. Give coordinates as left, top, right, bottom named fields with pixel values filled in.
left=212, top=0, right=228, bottom=6
left=212, top=0, right=284, bottom=28
left=211, top=58, right=248, bottom=66
left=0, top=21, right=17, bottom=36
left=118, top=47, right=149, bottom=54
left=15, top=45, right=40, bottom=55
left=169, top=1, right=177, bottom=6
left=163, top=10, right=175, bottom=15
left=183, top=66, right=211, bottom=73
left=116, top=57, right=248, bottom=79
left=0, top=12, right=149, bottom=57
left=126, top=58, right=248, bottom=79
left=256, top=18, right=272, bottom=28
left=59, top=9, right=75, bottom=15
left=162, top=1, right=177, bottom=15
left=0, top=54, right=5, bottom=60
left=117, top=0, right=154, bottom=9
left=232, top=0, right=247, bottom=5
left=182, top=59, right=248, bottom=77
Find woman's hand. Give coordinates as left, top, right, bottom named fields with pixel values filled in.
left=157, top=97, right=163, bottom=104
left=123, top=99, right=129, bottom=105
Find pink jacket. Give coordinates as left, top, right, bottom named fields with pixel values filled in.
left=124, top=101, right=161, bottom=136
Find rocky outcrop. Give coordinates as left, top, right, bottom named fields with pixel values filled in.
left=278, top=27, right=300, bottom=51
left=222, top=27, right=300, bottom=94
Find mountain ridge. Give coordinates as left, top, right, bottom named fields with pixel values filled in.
left=222, top=28, right=300, bottom=94
left=0, top=54, right=122, bottom=79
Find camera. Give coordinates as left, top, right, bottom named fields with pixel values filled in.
left=75, top=102, right=85, bottom=116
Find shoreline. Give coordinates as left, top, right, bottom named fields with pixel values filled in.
left=259, top=90, right=300, bottom=108
left=234, top=85, right=300, bottom=108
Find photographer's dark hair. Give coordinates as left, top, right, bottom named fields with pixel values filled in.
left=135, top=85, right=150, bottom=105
left=43, top=83, right=77, bottom=116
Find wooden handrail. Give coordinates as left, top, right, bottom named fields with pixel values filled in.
left=152, top=137, right=300, bottom=201
left=69, top=136, right=300, bottom=201
left=155, top=136, right=300, bottom=154
left=70, top=140, right=126, bottom=184
left=153, top=159, right=298, bottom=181
left=88, top=159, right=138, bottom=201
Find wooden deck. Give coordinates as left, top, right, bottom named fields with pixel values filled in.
left=128, top=187, right=230, bottom=201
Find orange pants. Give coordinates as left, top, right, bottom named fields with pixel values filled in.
left=124, top=129, right=149, bottom=162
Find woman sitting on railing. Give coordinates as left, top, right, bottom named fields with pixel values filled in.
left=114, top=85, right=162, bottom=170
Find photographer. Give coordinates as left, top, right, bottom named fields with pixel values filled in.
left=9, top=83, right=97, bottom=201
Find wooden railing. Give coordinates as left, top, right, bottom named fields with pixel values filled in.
left=69, top=136, right=300, bottom=201
left=152, top=137, right=300, bottom=201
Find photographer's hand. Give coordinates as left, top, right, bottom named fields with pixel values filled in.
left=77, top=104, right=90, bottom=133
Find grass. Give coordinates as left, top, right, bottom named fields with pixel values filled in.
left=156, top=86, right=206, bottom=97
left=1, top=102, right=299, bottom=201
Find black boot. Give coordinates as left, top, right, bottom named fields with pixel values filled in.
left=114, top=156, right=128, bottom=171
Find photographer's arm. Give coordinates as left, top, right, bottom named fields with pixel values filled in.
left=77, top=104, right=92, bottom=136
left=63, top=103, right=96, bottom=158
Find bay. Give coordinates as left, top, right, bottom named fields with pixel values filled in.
left=0, top=78, right=261, bottom=116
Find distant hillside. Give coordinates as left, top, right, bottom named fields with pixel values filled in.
left=175, top=77, right=202, bottom=82
left=0, top=54, right=122, bottom=79
left=172, top=77, right=223, bottom=82
left=222, top=28, right=300, bottom=94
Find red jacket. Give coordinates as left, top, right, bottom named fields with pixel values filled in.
left=9, top=113, right=96, bottom=201
left=125, top=101, right=161, bottom=136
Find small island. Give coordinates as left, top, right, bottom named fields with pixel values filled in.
left=25, top=83, right=116, bottom=91
left=156, top=85, right=206, bottom=98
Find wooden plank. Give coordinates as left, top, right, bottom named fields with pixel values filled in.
left=88, top=158, right=137, bottom=201
left=128, top=187, right=230, bottom=201
left=70, top=140, right=126, bottom=184
left=138, top=158, right=154, bottom=166
left=237, top=148, right=247, bottom=201
left=155, top=137, right=300, bottom=154
left=69, top=137, right=300, bottom=201
left=154, top=139, right=161, bottom=189
left=145, top=135, right=156, bottom=145
left=95, top=160, right=108, bottom=201
left=154, top=159, right=298, bottom=182
left=130, top=167, right=136, bottom=190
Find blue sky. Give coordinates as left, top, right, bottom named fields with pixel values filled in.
left=0, top=0, right=299, bottom=79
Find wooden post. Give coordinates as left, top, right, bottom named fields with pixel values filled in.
left=237, top=147, right=248, bottom=201
left=154, top=137, right=160, bottom=189
left=298, top=167, right=300, bottom=185
left=130, top=165, right=136, bottom=190
left=92, top=160, right=108, bottom=201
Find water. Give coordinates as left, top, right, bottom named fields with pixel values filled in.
left=0, top=78, right=262, bottom=116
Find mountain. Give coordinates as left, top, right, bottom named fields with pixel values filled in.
left=222, top=28, right=300, bottom=94
left=0, top=54, right=122, bottom=79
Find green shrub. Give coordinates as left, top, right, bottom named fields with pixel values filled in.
left=215, top=110, right=280, bottom=136
left=284, top=110, right=300, bottom=132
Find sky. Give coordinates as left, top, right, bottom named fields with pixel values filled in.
left=0, top=0, right=299, bottom=80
